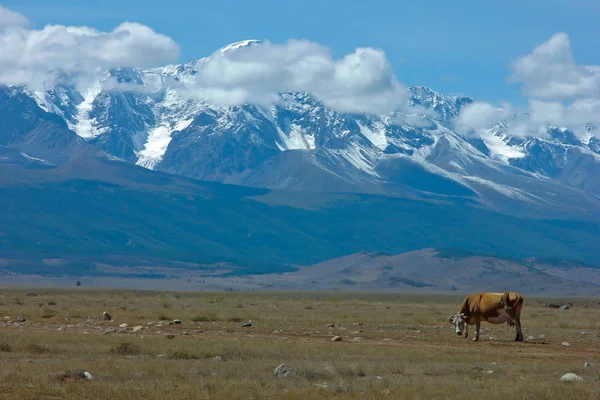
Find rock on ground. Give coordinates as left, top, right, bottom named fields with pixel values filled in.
left=274, top=364, right=296, bottom=377
left=331, top=336, right=343, bottom=342
left=560, top=373, right=584, bottom=382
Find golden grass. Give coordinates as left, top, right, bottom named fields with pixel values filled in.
left=0, top=288, right=598, bottom=399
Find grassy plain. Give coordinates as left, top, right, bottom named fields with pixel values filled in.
left=0, top=288, right=598, bottom=399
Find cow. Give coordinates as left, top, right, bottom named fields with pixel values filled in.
left=448, top=291, right=524, bottom=342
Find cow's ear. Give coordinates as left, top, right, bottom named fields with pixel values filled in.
left=448, top=316, right=455, bottom=323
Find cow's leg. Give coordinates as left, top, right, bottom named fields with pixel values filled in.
left=514, top=316, right=524, bottom=341
left=513, top=297, right=524, bottom=342
left=473, top=320, right=481, bottom=342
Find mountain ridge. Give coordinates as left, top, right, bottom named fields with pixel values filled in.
left=5, top=40, right=598, bottom=223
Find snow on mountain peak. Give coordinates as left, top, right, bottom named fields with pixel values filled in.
left=217, top=40, right=263, bottom=55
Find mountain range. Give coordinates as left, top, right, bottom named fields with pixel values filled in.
left=1, top=40, right=600, bottom=282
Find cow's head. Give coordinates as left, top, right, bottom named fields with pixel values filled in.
left=448, top=313, right=468, bottom=337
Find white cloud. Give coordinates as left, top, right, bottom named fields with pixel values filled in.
left=0, top=7, right=179, bottom=90
left=0, top=6, right=28, bottom=28
left=455, top=102, right=514, bottom=136
left=458, top=33, right=600, bottom=140
left=509, top=33, right=600, bottom=100
left=180, top=39, right=409, bottom=115
left=529, top=99, right=600, bottom=134
left=0, top=7, right=407, bottom=115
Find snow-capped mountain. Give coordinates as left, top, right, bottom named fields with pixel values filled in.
left=4, top=40, right=600, bottom=220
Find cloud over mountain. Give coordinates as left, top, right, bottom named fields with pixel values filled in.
left=457, top=33, right=600, bottom=139
left=509, top=33, right=600, bottom=101
left=0, top=7, right=179, bottom=90
left=0, top=6, right=598, bottom=135
left=180, top=39, right=409, bottom=114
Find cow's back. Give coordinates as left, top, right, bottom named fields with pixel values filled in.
left=467, top=292, right=522, bottom=317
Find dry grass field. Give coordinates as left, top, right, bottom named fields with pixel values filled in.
left=0, top=288, right=598, bottom=399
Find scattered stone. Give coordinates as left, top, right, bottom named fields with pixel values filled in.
left=132, top=326, right=143, bottom=332
left=376, top=376, right=383, bottom=380
left=274, top=364, right=296, bottom=377
left=25, top=291, right=38, bottom=297
left=15, top=316, right=25, bottom=322
left=213, top=355, right=223, bottom=361
left=165, top=334, right=175, bottom=339
left=103, top=312, right=112, bottom=321
left=527, top=336, right=534, bottom=341
left=64, top=317, right=70, bottom=321
left=539, top=334, right=546, bottom=339
left=55, top=371, right=93, bottom=382
left=25, top=359, right=33, bottom=363
left=560, top=305, right=570, bottom=310
left=172, top=319, right=182, bottom=324
left=331, top=336, right=343, bottom=342
left=157, top=354, right=167, bottom=358
left=353, top=322, right=363, bottom=326
left=313, top=383, right=328, bottom=388
left=562, top=341, right=570, bottom=347
left=119, top=323, right=128, bottom=328
left=352, top=337, right=363, bottom=343
left=487, top=370, right=494, bottom=374
left=560, top=373, right=584, bottom=382
left=103, top=328, right=117, bottom=334
left=327, top=323, right=335, bottom=328
left=242, top=322, right=252, bottom=327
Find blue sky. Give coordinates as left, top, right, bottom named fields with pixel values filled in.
left=3, top=0, right=600, bottom=104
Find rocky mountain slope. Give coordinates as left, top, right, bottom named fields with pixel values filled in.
left=1, top=157, right=600, bottom=275
left=1, top=40, right=600, bottom=282
left=2, top=40, right=597, bottom=222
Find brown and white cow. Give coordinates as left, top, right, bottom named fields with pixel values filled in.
left=448, top=291, right=524, bottom=342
